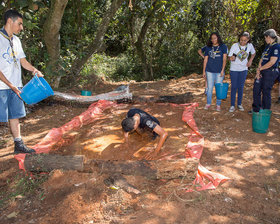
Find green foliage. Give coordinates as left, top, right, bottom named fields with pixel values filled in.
left=79, top=53, right=141, bottom=83
left=0, top=173, right=48, bottom=208
left=0, top=0, right=277, bottom=84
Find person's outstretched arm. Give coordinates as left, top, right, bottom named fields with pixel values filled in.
left=153, top=125, right=168, bottom=154
left=20, top=58, right=43, bottom=77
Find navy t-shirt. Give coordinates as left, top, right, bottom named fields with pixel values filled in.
left=201, top=46, right=207, bottom=54
left=204, top=44, right=228, bottom=73
left=127, top=108, right=160, bottom=131
left=261, top=43, right=280, bottom=69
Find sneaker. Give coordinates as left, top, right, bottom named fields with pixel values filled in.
left=216, top=105, right=221, bottom=111
left=14, top=139, right=35, bottom=154
left=237, top=105, right=244, bottom=111
left=229, top=106, right=235, bottom=112
left=204, top=104, right=210, bottom=110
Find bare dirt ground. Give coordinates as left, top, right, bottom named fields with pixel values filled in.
left=0, top=73, right=280, bottom=224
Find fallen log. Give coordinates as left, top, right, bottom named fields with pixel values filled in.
left=24, top=154, right=198, bottom=180
left=132, top=93, right=193, bottom=104
left=24, top=154, right=84, bottom=172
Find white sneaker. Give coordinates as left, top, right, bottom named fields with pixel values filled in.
left=204, top=104, right=210, bottom=110
left=237, top=105, right=244, bottom=111
left=229, top=106, right=235, bottom=112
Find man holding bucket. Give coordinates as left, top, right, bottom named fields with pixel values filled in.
left=0, top=9, right=43, bottom=154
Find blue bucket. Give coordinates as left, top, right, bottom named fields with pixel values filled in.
left=81, top=90, right=92, bottom=96
left=215, top=82, right=229, bottom=100
left=20, top=75, right=54, bottom=105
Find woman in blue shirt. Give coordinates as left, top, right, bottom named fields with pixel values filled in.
left=203, top=32, right=228, bottom=111
left=252, top=29, right=280, bottom=112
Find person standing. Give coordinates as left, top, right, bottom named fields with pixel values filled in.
left=0, top=9, right=43, bottom=154
left=228, top=32, right=256, bottom=112
left=252, top=29, right=280, bottom=113
left=203, top=32, right=228, bottom=111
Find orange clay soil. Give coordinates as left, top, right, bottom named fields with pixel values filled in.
left=0, top=73, right=280, bottom=224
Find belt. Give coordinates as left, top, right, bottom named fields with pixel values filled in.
left=265, top=68, right=279, bottom=72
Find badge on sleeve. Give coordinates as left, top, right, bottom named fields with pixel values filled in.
left=146, top=120, right=154, bottom=128
left=274, top=49, right=278, bottom=55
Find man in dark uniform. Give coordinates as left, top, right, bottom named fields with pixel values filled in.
left=121, top=108, right=168, bottom=159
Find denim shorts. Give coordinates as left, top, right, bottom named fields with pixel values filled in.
left=0, top=88, right=26, bottom=122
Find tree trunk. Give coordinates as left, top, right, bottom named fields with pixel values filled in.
left=70, top=0, right=125, bottom=77
left=135, top=40, right=150, bottom=80
left=134, top=0, right=160, bottom=80
left=24, top=154, right=198, bottom=180
left=43, top=0, right=68, bottom=88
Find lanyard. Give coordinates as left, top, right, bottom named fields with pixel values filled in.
left=262, top=42, right=276, bottom=60
left=0, top=28, right=19, bottom=68
left=236, top=44, right=249, bottom=61
left=238, top=44, right=247, bottom=51
left=210, top=45, right=219, bottom=59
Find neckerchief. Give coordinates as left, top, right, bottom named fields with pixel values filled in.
left=0, top=27, right=19, bottom=68
left=210, top=45, right=219, bottom=59
left=236, top=44, right=248, bottom=61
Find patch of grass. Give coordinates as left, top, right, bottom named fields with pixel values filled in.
left=0, top=173, right=49, bottom=208
left=0, top=139, right=8, bottom=148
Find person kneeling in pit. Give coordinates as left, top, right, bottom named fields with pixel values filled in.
left=121, top=108, right=168, bottom=159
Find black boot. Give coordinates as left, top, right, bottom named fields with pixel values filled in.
left=14, top=139, right=35, bottom=154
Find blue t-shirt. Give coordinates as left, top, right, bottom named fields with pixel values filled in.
left=261, top=43, right=280, bottom=69
left=127, top=108, right=160, bottom=131
left=201, top=46, right=207, bottom=54
left=204, top=44, right=228, bottom=73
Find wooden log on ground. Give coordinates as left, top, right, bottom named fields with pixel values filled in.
left=85, top=157, right=198, bottom=180
left=24, top=154, right=198, bottom=180
left=132, top=93, right=193, bottom=104
left=24, top=154, right=84, bottom=172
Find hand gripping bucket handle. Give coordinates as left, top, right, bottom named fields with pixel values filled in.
left=20, top=75, right=54, bottom=105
